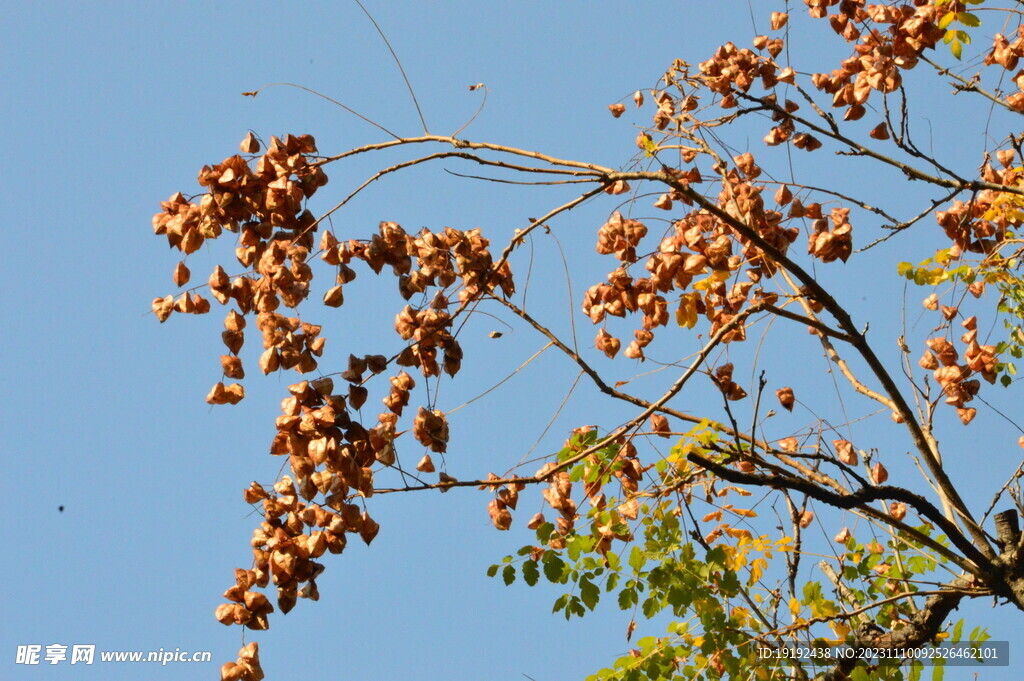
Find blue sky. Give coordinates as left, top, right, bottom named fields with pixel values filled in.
left=3, top=2, right=1022, bottom=680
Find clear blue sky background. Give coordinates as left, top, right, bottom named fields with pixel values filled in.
left=2, top=2, right=1022, bottom=680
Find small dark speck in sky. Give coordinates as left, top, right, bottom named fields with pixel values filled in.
left=58, top=506, right=64, bottom=513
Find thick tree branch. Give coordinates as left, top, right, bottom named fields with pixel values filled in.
left=686, top=451, right=989, bottom=576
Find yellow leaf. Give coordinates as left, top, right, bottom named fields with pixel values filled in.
left=692, top=270, right=730, bottom=291
left=749, top=557, right=767, bottom=583
left=831, top=621, right=851, bottom=639
left=675, top=293, right=699, bottom=329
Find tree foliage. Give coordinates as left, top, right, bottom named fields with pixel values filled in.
left=150, top=2, right=1024, bottom=679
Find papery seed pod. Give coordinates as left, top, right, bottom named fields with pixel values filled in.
left=348, top=385, right=368, bottom=410
left=416, top=454, right=435, bottom=473
left=774, top=184, right=793, bottom=206
left=604, top=179, right=630, bottom=195
left=222, top=330, right=244, bottom=354
left=191, top=294, right=210, bottom=314
left=833, top=440, right=857, bottom=466
left=834, top=527, right=851, bottom=544
left=608, top=103, right=626, bottom=118
left=595, top=328, right=621, bottom=359
left=173, top=261, right=190, bottom=287
left=277, top=585, right=297, bottom=614
left=775, top=386, right=795, bottom=411
left=240, top=131, right=260, bottom=154
left=778, top=437, right=798, bottom=453
left=527, top=512, right=546, bottom=530
left=799, top=511, right=814, bottom=529
left=323, top=285, right=344, bottom=307
left=650, top=414, right=671, bottom=438
left=438, top=472, right=457, bottom=492
left=376, top=442, right=395, bottom=467
left=258, top=348, right=280, bottom=375
left=890, top=502, right=907, bottom=521
left=919, top=351, right=939, bottom=370
left=871, top=462, right=888, bottom=485
left=359, top=512, right=380, bottom=545
left=221, top=355, right=245, bottom=379
left=487, top=499, right=513, bottom=531
left=221, top=662, right=246, bottom=681
left=207, top=382, right=228, bottom=405
left=225, top=310, right=246, bottom=332
left=869, top=122, right=890, bottom=140
left=223, top=383, right=245, bottom=404
left=152, top=295, right=175, bottom=322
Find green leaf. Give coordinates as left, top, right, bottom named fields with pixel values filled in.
left=959, top=12, right=981, bottom=27
left=952, top=619, right=964, bottom=642
left=951, top=39, right=963, bottom=60
left=641, top=596, right=662, bottom=619
left=544, top=553, right=567, bottom=583
left=618, top=588, right=637, bottom=610
left=502, top=564, right=516, bottom=586
left=606, top=572, right=620, bottom=592
left=486, top=564, right=499, bottom=578
left=568, top=536, right=583, bottom=562
left=938, top=12, right=955, bottom=30
left=581, top=577, right=600, bottom=610
left=523, top=559, right=540, bottom=586
left=629, top=545, right=647, bottom=572
left=552, top=593, right=569, bottom=613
